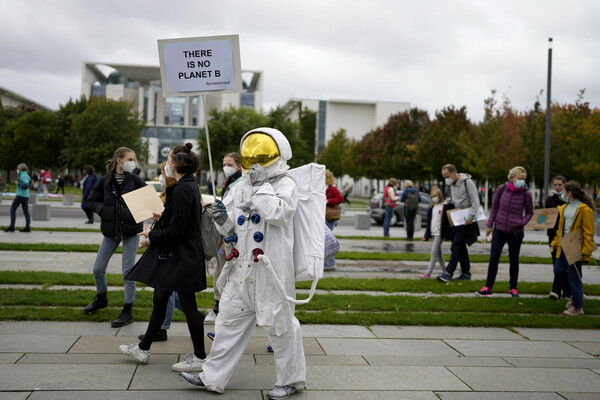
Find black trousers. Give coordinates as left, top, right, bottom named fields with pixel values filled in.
left=83, top=207, right=94, bottom=222
left=444, top=225, right=471, bottom=277
left=139, top=290, right=206, bottom=359
left=405, top=209, right=417, bottom=239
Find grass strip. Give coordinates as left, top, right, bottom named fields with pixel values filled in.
left=2, top=270, right=599, bottom=296
left=0, top=243, right=146, bottom=254
left=336, top=251, right=553, bottom=264
left=0, top=226, right=100, bottom=233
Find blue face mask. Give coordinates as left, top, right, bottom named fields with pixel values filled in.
left=514, top=179, right=525, bottom=188
left=552, top=190, right=563, bottom=195
left=560, top=193, right=569, bottom=203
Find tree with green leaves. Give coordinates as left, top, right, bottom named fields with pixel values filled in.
left=317, top=128, right=351, bottom=177
left=65, top=97, right=146, bottom=174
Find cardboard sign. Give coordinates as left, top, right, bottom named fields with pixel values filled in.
left=158, top=34, right=242, bottom=96
left=447, top=206, right=487, bottom=227
left=524, top=208, right=559, bottom=230
left=560, top=227, right=583, bottom=265
left=122, top=185, right=165, bottom=224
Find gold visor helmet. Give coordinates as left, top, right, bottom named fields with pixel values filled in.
left=240, top=133, right=281, bottom=171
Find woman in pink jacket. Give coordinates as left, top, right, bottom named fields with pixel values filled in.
left=477, top=166, right=534, bottom=298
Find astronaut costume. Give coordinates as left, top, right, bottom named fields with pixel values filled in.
left=196, top=128, right=306, bottom=396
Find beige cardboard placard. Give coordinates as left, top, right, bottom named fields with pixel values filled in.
left=560, top=227, right=583, bottom=265
left=121, top=185, right=164, bottom=223
left=524, top=208, right=559, bottom=230
left=446, top=206, right=487, bottom=227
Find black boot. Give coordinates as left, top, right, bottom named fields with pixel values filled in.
left=83, top=292, right=108, bottom=314
left=111, top=303, right=133, bottom=327
left=3, top=227, right=15, bottom=232
left=138, top=328, right=168, bottom=342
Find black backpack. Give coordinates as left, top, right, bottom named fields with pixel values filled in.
left=407, top=191, right=419, bottom=211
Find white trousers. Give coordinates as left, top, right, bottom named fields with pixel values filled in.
left=200, top=278, right=306, bottom=393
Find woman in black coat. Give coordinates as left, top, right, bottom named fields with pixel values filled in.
left=83, top=147, right=146, bottom=328
left=120, top=143, right=207, bottom=372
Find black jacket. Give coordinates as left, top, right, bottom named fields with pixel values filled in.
left=424, top=203, right=453, bottom=241
left=126, top=174, right=206, bottom=292
left=87, top=170, right=146, bottom=238
left=545, top=193, right=566, bottom=240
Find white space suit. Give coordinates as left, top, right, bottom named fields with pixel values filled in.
left=199, top=128, right=306, bottom=394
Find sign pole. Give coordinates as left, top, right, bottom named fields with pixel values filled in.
left=202, top=94, right=217, bottom=202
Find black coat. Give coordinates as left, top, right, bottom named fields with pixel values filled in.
left=545, top=193, right=566, bottom=240
left=126, top=174, right=206, bottom=293
left=87, top=171, right=146, bottom=238
left=423, top=203, right=453, bottom=241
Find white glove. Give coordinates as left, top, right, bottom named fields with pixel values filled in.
left=249, top=164, right=267, bottom=186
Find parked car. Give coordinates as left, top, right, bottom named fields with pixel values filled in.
left=367, top=191, right=431, bottom=226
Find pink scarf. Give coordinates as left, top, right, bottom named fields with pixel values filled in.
left=507, top=181, right=522, bottom=192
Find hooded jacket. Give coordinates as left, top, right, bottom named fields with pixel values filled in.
left=447, top=173, right=480, bottom=220
left=487, top=183, right=534, bottom=234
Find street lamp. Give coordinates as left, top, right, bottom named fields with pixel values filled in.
left=543, top=38, right=553, bottom=200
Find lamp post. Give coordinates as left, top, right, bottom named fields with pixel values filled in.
left=543, top=38, right=553, bottom=200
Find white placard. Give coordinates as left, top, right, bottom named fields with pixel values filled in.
left=447, top=206, right=487, bottom=227
left=121, top=185, right=165, bottom=224
left=158, top=35, right=242, bottom=96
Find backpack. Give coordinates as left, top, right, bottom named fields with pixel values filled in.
left=407, top=191, right=419, bottom=211
left=200, top=197, right=223, bottom=262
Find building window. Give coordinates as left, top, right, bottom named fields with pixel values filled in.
left=164, top=97, right=185, bottom=126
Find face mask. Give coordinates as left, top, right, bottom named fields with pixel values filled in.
left=514, top=179, right=525, bottom=188
left=123, top=161, right=136, bottom=174
left=165, top=162, right=175, bottom=178
left=552, top=189, right=563, bottom=195
left=560, top=193, right=569, bottom=203
left=444, top=177, right=454, bottom=186
left=223, top=166, right=236, bottom=178
left=432, top=197, right=440, bottom=204
left=158, top=175, right=165, bottom=186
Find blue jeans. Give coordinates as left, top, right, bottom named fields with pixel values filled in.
left=485, top=230, right=523, bottom=290
left=383, top=206, right=395, bottom=237
left=444, top=225, right=470, bottom=277
left=554, top=252, right=584, bottom=309
left=161, top=292, right=183, bottom=330
left=9, top=195, right=30, bottom=229
left=92, top=235, right=139, bottom=304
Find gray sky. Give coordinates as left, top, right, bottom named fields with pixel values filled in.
left=1, top=0, right=598, bottom=122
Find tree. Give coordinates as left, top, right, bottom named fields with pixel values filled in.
left=65, top=97, right=146, bottom=174
left=55, top=96, right=90, bottom=168
left=317, top=129, right=351, bottom=177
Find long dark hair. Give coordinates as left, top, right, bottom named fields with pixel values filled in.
left=564, top=181, right=595, bottom=209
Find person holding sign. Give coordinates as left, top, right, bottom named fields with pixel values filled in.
left=83, top=147, right=146, bottom=327
left=476, top=167, right=533, bottom=297
left=121, top=143, right=208, bottom=370
left=179, top=128, right=306, bottom=399
left=550, top=181, right=595, bottom=316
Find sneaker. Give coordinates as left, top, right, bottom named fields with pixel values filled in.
left=207, top=332, right=215, bottom=341
left=111, top=312, right=133, bottom=327
left=420, top=273, right=430, bottom=279
left=549, top=291, right=560, bottom=300
left=83, top=294, right=108, bottom=314
left=178, top=372, right=206, bottom=388
left=172, top=353, right=205, bottom=372
left=455, top=273, right=471, bottom=280
left=138, top=329, right=168, bottom=342
left=565, top=298, right=573, bottom=309
left=267, top=385, right=297, bottom=400
left=476, top=287, right=493, bottom=297
left=509, top=289, right=519, bottom=298
left=267, top=345, right=274, bottom=353
left=437, top=273, right=452, bottom=283
left=119, top=343, right=149, bottom=363
left=204, top=310, right=217, bottom=323
left=563, top=308, right=584, bottom=316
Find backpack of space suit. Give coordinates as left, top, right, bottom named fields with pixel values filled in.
left=287, top=162, right=326, bottom=302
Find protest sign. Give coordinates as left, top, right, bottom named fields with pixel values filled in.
left=447, top=206, right=487, bottom=227
left=122, top=185, right=165, bottom=224
left=158, top=34, right=242, bottom=96
left=560, top=227, right=583, bottom=265
left=524, top=208, right=559, bottom=230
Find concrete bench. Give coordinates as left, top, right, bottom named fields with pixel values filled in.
left=62, top=194, right=74, bottom=206
left=32, top=203, right=51, bottom=221
left=354, top=214, right=371, bottom=230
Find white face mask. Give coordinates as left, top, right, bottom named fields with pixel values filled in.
left=432, top=197, right=440, bottom=204
left=123, top=161, right=136, bottom=174
left=223, top=166, right=236, bottom=178
left=158, top=175, right=166, bottom=186
left=444, top=177, right=454, bottom=186
left=514, top=179, right=526, bottom=188
left=165, top=162, right=175, bottom=178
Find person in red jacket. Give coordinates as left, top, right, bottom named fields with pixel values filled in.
left=325, top=169, right=344, bottom=231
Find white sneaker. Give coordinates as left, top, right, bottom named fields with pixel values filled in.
left=119, top=343, right=149, bottom=363
left=172, top=353, right=205, bottom=372
left=267, top=385, right=297, bottom=400
left=204, top=310, right=217, bottom=323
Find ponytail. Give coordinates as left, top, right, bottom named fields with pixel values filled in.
left=564, top=181, right=595, bottom=210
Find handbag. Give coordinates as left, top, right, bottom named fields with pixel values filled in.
left=325, top=205, right=341, bottom=221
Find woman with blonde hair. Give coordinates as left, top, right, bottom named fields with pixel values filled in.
left=421, top=186, right=451, bottom=278
left=477, top=166, right=533, bottom=297
left=551, top=181, right=595, bottom=316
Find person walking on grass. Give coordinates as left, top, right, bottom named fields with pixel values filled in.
left=83, top=147, right=146, bottom=328
left=476, top=166, right=533, bottom=298
left=438, top=164, right=480, bottom=282
left=3, top=163, right=32, bottom=233
left=551, top=181, right=595, bottom=316
left=421, top=186, right=451, bottom=279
